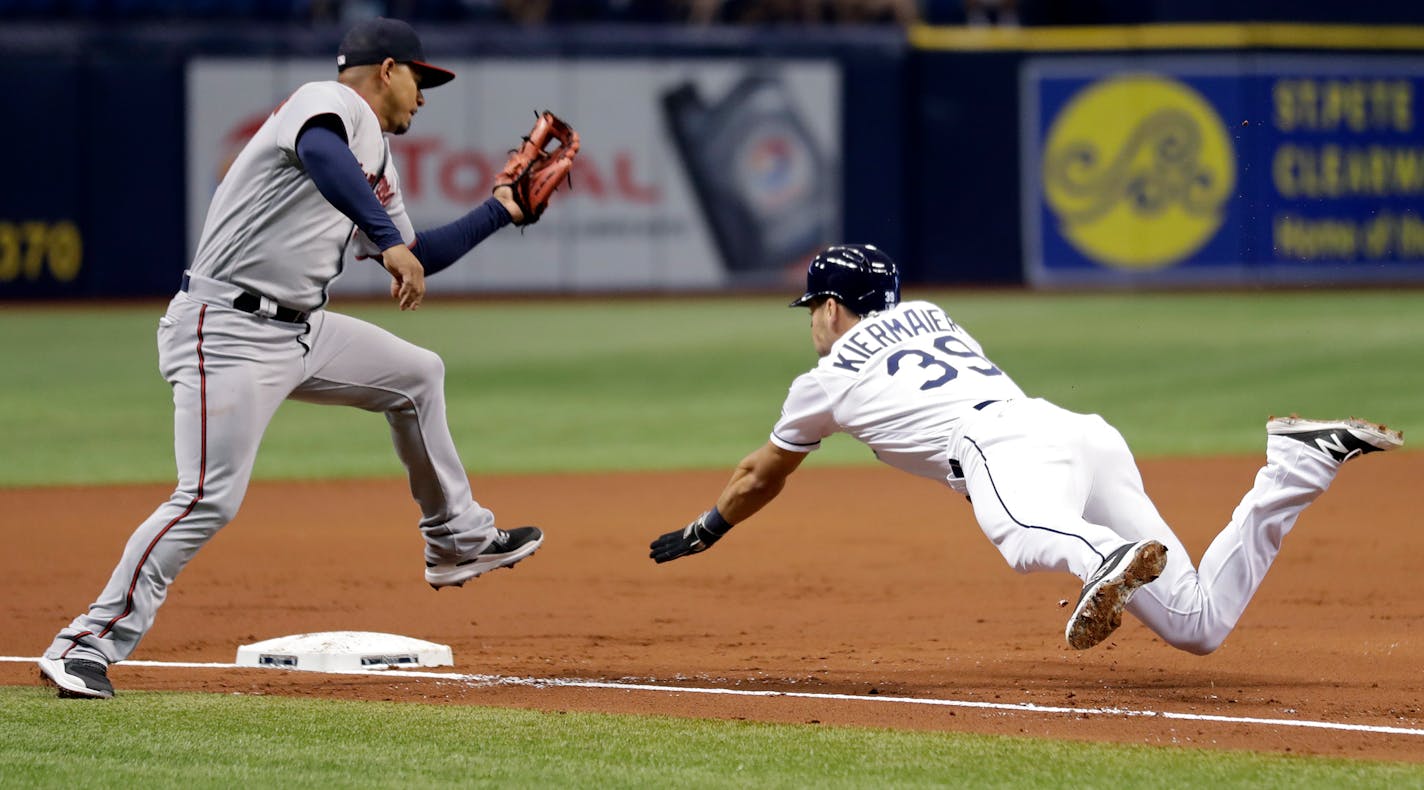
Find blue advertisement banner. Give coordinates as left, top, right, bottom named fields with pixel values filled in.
left=1022, top=56, right=1424, bottom=286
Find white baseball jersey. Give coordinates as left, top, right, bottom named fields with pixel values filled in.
left=189, top=80, right=414, bottom=311
left=770, top=300, right=1027, bottom=484
left=765, top=298, right=1364, bottom=657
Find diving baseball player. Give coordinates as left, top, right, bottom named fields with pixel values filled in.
left=38, top=17, right=578, bottom=699
left=650, top=244, right=1403, bottom=654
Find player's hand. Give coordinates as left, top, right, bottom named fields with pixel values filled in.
left=381, top=244, right=425, bottom=310
left=493, top=185, right=525, bottom=225
left=650, top=509, right=734, bottom=564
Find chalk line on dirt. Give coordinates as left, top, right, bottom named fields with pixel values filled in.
left=5, top=655, right=1421, bottom=737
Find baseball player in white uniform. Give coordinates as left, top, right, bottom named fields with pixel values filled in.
left=650, top=244, right=1403, bottom=654
left=39, top=18, right=547, bottom=699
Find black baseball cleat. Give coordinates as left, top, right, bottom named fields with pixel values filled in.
left=38, top=657, right=114, bottom=699
left=425, top=526, right=543, bottom=589
left=1065, top=540, right=1168, bottom=651
left=1266, top=415, right=1403, bottom=463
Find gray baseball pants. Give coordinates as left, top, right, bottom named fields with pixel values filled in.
left=46, top=285, right=495, bottom=665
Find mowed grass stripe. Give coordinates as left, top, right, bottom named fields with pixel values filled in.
left=1, top=291, right=1419, bottom=486
left=2, top=687, right=1421, bottom=787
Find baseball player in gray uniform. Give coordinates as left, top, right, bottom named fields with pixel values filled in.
left=651, top=244, right=1403, bottom=654
left=39, top=18, right=556, bottom=699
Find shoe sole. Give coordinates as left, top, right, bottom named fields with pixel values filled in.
left=1267, top=415, right=1403, bottom=451
left=426, top=534, right=544, bottom=589
left=37, top=657, right=114, bottom=699
left=1065, top=541, right=1168, bottom=651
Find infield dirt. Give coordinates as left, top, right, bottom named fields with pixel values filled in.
left=3, top=455, right=1421, bottom=761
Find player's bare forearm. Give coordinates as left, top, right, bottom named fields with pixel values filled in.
left=649, top=442, right=806, bottom=564
left=715, top=443, right=807, bottom=524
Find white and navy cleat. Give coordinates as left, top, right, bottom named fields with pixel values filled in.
left=1267, top=415, right=1403, bottom=463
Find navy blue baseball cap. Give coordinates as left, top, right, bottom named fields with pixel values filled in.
left=337, top=17, right=455, bottom=88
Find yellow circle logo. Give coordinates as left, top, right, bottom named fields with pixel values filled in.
left=1043, top=75, right=1235, bottom=269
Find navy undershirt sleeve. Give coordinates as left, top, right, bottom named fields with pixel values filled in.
left=295, top=121, right=404, bottom=252
left=410, top=198, right=513, bottom=276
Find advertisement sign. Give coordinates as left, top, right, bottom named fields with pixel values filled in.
left=1022, top=56, right=1424, bottom=286
left=187, top=58, right=841, bottom=295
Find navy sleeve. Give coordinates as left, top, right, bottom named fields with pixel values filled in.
left=295, top=121, right=404, bottom=252
left=410, top=197, right=513, bottom=276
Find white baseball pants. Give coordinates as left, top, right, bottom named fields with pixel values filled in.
left=952, top=397, right=1340, bottom=654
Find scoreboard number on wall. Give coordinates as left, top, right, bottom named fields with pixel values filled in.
left=0, top=220, right=83, bottom=284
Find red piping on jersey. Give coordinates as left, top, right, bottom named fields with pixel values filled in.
left=95, top=305, right=209, bottom=641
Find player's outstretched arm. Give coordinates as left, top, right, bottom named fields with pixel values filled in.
left=408, top=198, right=514, bottom=277
left=649, top=443, right=807, bottom=564
left=407, top=112, right=579, bottom=276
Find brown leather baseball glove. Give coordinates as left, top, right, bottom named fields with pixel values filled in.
left=494, top=111, right=580, bottom=226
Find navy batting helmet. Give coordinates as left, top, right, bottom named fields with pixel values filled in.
left=789, top=244, right=900, bottom=316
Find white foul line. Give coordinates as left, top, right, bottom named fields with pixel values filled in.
left=6, top=655, right=1422, bottom=738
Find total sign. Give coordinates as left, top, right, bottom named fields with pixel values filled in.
left=187, top=58, right=841, bottom=295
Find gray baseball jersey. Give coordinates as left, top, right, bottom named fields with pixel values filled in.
left=191, top=81, right=414, bottom=311
left=46, top=80, right=500, bottom=668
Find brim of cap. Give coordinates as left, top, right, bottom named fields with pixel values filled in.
left=409, top=61, right=455, bottom=88
left=788, top=292, right=818, bottom=308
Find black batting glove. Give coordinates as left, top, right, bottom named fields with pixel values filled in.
left=650, top=508, right=735, bottom=564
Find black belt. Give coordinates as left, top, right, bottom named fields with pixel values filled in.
left=232, top=292, right=310, bottom=323
left=182, top=274, right=310, bottom=323
left=949, top=401, right=1001, bottom=479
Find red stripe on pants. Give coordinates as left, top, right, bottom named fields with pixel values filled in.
left=97, top=304, right=209, bottom=640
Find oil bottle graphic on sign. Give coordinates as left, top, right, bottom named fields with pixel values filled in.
left=661, top=72, right=838, bottom=281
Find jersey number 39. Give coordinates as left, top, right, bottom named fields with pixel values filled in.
left=886, top=334, right=1003, bottom=390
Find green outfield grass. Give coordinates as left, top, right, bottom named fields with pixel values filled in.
left=3, top=687, right=1420, bottom=787
left=1, top=290, right=1420, bottom=487
left=5, top=291, right=1423, bottom=782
